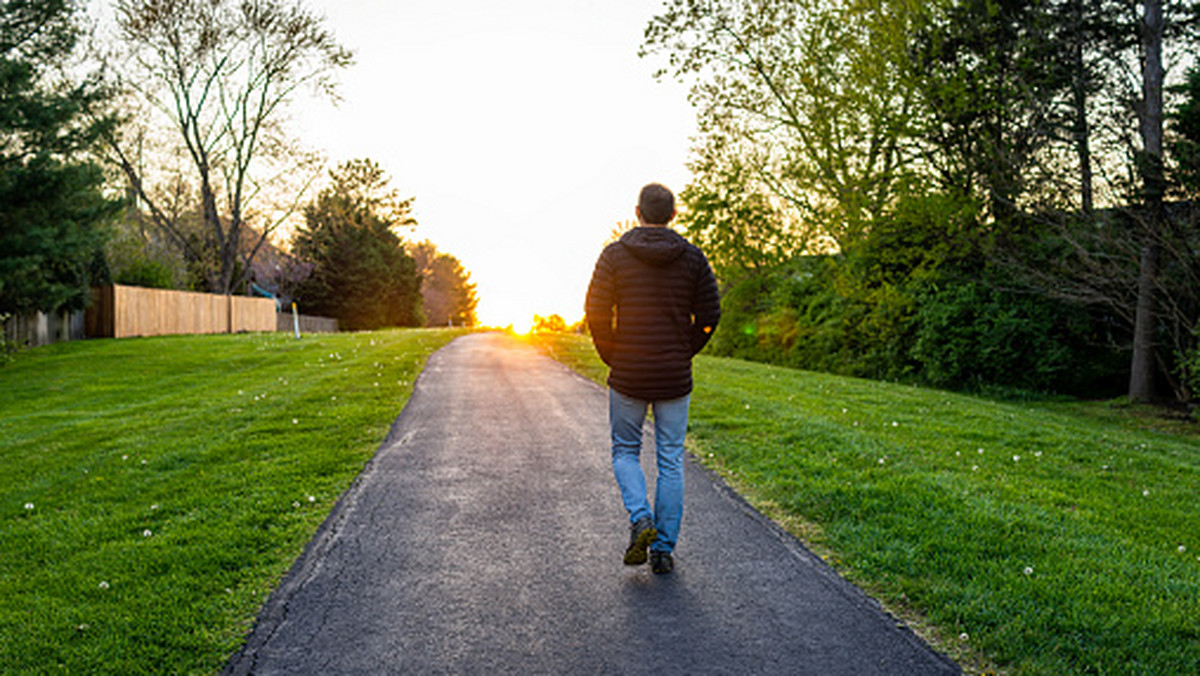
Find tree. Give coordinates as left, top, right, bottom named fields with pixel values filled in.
left=643, top=0, right=926, bottom=252
left=676, top=151, right=807, bottom=282
left=1128, top=0, right=1165, bottom=402
left=289, top=159, right=422, bottom=330
left=101, top=0, right=352, bottom=294
left=409, top=241, right=478, bottom=328
left=910, top=0, right=1072, bottom=231
left=532, top=314, right=568, bottom=334
left=0, top=0, right=121, bottom=316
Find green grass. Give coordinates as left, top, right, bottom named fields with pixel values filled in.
left=0, top=328, right=468, bottom=674
left=528, top=332, right=1200, bottom=676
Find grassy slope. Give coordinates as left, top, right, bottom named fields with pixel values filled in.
left=0, top=329, right=467, bottom=674
left=527, top=333, right=1200, bottom=676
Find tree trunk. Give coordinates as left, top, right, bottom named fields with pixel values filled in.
left=1129, top=0, right=1164, bottom=402
left=1071, top=0, right=1093, bottom=216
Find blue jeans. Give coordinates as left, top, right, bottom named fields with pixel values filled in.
left=609, top=389, right=690, bottom=554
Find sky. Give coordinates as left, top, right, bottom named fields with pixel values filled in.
left=295, top=0, right=697, bottom=329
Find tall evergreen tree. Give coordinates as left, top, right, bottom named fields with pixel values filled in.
left=409, top=241, right=478, bottom=328
left=290, top=160, right=422, bottom=330
left=0, top=0, right=120, bottom=316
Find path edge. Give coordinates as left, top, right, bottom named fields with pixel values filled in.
left=219, top=337, right=462, bottom=676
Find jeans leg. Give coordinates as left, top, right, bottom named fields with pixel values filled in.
left=609, top=389, right=651, bottom=524
left=650, top=394, right=690, bottom=553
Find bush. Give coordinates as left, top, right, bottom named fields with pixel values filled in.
left=114, top=259, right=176, bottom=289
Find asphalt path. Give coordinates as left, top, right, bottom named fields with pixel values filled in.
left=224, top=332, right=959, bottom=675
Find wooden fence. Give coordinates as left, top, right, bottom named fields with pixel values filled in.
left=277, top=312, right=339, bottom=334
left=86, top=285, right=276, bottom=339
left=1, top=309, right=85, bottom=348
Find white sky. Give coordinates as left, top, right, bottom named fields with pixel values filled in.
left=296, top=0, right=696, bottom=328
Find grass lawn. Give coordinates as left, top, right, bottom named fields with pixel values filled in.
left=0, top=328, right=467, bottom=674
left=526, top=332, right=1200, bottom=676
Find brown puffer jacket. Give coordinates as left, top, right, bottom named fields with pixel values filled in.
left=585, top=226, right=721, bottom=401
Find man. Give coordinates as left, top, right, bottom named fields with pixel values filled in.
left=585, top=183, right=721, bottom=574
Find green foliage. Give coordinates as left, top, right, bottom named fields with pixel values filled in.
left=911, top=278, right=1122, bottom=393
left=104, top=219, right=187, bottom=291
left=677, top=152, right=801, bottom=281
left=113, top=259, right=176, bottom=289
left=535, top=332, right=1200, bottom=676
left=290, top=159, right=423, bottom=331
left=644, top=0, right=927, bottom=250
left=910, top=0, right=1069, bottom=223
left=1170, top=65, right=1200, bottom=194
left=700, top=189, right=1126, bottom=397
left=0, top=0, right=122, bottom=314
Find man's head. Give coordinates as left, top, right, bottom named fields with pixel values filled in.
left=636, top=183, right=676, bottom=226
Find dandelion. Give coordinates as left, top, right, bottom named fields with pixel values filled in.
left=374, top=382, right=379, bottom=387
left=959, top=633, right=969, bottom=642
left=1023, top=566, right=1033, bottom=576
left=98, top=581, right=110, bottom=590
left=744, top=404, right=750, bottom=410
left=143, top=529, right=152, bottom=537
left=24, top=502, right=34, bottom=510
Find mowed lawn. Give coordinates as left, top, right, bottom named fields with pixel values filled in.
left=529, top=333, right=1200, bottom=676
left=0, top=329, right=467, bottom=674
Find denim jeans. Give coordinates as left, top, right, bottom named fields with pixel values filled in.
left=609, top=389, right=690, bottom=554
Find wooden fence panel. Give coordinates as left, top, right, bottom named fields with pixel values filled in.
left=86, top=285, right=276, bottom=338
left=1, top=309, right=85, bottom=347
left=276, top=312, right=339, bottom=334
left=232, top=295, right=276, bottom=332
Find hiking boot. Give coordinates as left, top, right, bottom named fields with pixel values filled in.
left=623, top=517, right=657, bottom=566
left=650, top=550, right=674, bottom=574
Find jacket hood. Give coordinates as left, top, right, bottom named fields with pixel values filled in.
left=619, top=226, right=688, bottom=266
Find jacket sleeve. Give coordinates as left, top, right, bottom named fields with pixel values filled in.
left=689, top=250, right=721, bottom=356
left=585, top=248, right=616, bottom=366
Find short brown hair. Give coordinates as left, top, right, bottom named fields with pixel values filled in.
left=638, top=183, right=675, bottom=225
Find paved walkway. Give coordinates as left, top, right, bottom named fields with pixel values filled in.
left=223, top=333, right=959, bottom=675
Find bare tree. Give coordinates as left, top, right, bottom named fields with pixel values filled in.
left=100, top=0, right=352, bottom=293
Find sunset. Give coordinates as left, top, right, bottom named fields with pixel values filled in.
left=293, top=0, right=696, bottom=327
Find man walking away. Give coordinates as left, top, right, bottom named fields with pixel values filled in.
left=585, top=183, right=721, bottom=574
